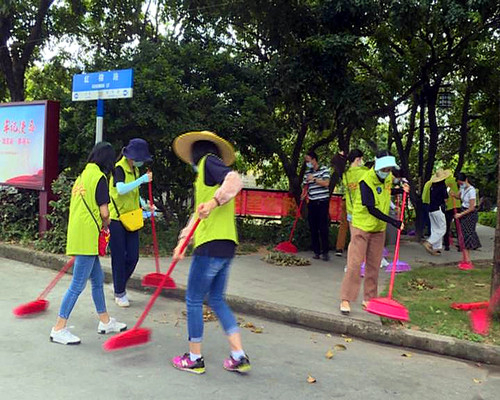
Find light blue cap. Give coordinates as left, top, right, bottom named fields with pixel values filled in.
left=374, top=155, right=399, bottom=171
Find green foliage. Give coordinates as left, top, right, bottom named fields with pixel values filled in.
left=478, top=211, right=497, bottom=228
left=35, top=173, right=74, bottom=254
left=0, top=187, right=38, bottom=243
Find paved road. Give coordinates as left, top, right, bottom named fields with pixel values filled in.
left=2, top=258, right=499, bottom=400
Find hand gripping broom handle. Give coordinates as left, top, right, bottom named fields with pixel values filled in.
left=37, top=257, right=76, bottom=300
left=388, top=191, right=407, bottom=299
left=133, top=218, right=201, bottom=329
left=148, top=175, right=160, bottom=274
left=288, top=185, right=308, bottom=242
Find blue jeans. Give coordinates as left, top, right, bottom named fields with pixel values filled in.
left=186, top=255, right=239, bottom=342
left=109, top=220, right=140, bottom=297
left=58, top=255, right=106, bottom=319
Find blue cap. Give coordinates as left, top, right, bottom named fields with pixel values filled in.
left=123, top=138, right=152, bottom=162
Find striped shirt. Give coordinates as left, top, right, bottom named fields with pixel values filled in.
left=303, top=165, right=331, bottom=201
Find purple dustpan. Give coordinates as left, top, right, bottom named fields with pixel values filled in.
left=360, top=262, right=365, bottom=277
left=385, top=260, right=411, bottom=273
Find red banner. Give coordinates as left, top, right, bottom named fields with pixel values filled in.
left=235, top=189, right=343, bottom=222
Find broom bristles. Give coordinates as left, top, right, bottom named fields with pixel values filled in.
left=470, top=308, right=490, bottom=336
left=274, top=241, right=297, bottom=254
left=103, top=328, right=151, bottom=351
left=12, top=299, right=49, bottom=317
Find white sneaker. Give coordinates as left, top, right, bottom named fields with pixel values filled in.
left=98, top=317, right=127, bottom=334
left=50, top=327, right=81, bottom=345
left=115, top=295, right=130, bottom=307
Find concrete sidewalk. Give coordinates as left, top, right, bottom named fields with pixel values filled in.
left=1, top=224, right=498, bottom=364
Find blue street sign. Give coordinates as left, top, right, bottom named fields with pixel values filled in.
left=72, top=69, right=133, bottom=101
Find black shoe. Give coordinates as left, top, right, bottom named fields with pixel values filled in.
left=313, top=254, right=321, bottom=260
left=322, top=253, right=330, bottom=261
left=335, top=249, right=343, bottom=257
left=444, top=246, right=450, bottom=251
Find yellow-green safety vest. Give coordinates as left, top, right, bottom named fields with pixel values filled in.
left=66, top=163, right=105, bottom=255
left=194, top=155, right=238, bottom=248
left=352, top=168, right=392, bottom=233
left=109, top=156, right=141, bottom=220
left=343, top=166, right=369, bottom=215
left=422, top=180, right=432, bottom=205
left=445, top=175, right=461, bottom=210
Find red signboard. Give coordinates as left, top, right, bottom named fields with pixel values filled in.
left=235, top=189, right=343, bottom=222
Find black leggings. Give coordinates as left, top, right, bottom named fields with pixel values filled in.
left=307, top=200, right=330, bottom=255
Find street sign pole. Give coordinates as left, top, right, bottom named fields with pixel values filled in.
left=72, top=69, right=133, bottom=143
left=96, top=99, right=104, bottom=143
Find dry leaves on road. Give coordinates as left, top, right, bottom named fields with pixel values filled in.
left=401, top=353, right=413, bottom=358
left=325, top=349, right=334, bottom=359
left=307, top=375, right=317, bottom=383
left=334, top=344, right=347, bottom=351
left=239, top=320, right=264, bottom=333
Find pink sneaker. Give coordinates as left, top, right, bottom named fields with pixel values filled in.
left=171, top=353, right=205, bottom=374
left=223, top=355, right=251, bottom=373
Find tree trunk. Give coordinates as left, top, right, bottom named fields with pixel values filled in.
left=456, top=78, right=472, bottom=174
left=418, top=92, right=426, bottom=188
left=424, top=82, right=441, bottom=182
left=492, top=90, right=500, bottom=315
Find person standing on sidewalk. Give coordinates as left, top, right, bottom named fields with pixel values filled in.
left=451, top=173, right=481, bottom=261
left=420, top=179, right=432, bottom=237
left=339, top=150, right=409, bottom=315
left=109, top=138, right=153, bottom=307
left=334, top=149, right=368, bottom=256
left=443, top=172, right=461, bottom=251
left=303, top=151, right=331, bottom=261
left=171, top=131, right=250, bottom=374
left=50, top=142, right=127, bottom=345
left=422, top=169, right=450, bottom=255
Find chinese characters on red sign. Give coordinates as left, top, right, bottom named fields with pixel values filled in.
left=2, top=119, right=35, bottom=145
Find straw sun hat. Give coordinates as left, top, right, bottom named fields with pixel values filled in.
left=431, top=168, right=452, bottom=183
left=173, top=131, right=236, bottom=166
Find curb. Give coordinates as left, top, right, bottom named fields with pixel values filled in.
left=2, top=243, right=499, bottom=365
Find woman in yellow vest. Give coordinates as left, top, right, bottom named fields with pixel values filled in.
left=50, top=142, right=127, bottom=345
left=339, top=150, right=409, bottom=315
left=170, top=131, right=250, bottom=374
left=109, top=138, right=153, bottom=307
left=335, top=149, right=369, bottom=256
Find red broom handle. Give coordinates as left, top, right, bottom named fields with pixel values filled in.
left=133, top=218, right=201, bottom=329
left=37, top=257, right=75, bottom=300
left=148, top=176, right=160, bottom=274
left=288, top=196, right=305, bottom=242
left=452, top=197, right=467, bottom=261
left=388, top=191, right=407, bottom=299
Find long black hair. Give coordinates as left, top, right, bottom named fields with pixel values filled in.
left=191, top=140, right=221, bottom=165
left=347, top=149, right=363, bottom=163
left=87, top=142, right=116, bottom=175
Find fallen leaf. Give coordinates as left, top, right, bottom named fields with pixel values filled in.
left=473, top=378, right=482, bottom=384
left=325, top=349, right=334, bottom=359
left=252, top=327, right=263, bottom=334
left=334, top=344, right=347, bottom=351
left=401, top=353, right=412, bottom=357
left=474, top=283, right=486, bottom=287
left=448, top=284, right=456, bottom=289
left=326, top=333, right=332, bottom=338
left=344, top=337, right=353, bottom=343
left=307, top=375, right=317, bottom=384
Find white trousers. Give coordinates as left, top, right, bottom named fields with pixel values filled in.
left=428, top=210, right=446, bottom=250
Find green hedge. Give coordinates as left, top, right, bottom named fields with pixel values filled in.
left=478, top=211, right=497, bottom=228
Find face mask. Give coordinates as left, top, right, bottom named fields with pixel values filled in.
left=306, top=162, right=313, bottom=169
left=358, top=159, right=364, bottom=167
left=191, top=164, right=198, bottom=173
left=376, top=170, right=389, bottom=180
left=460, top=183, right=466, bottom=189
left=133, top=161, right=144, bottom=167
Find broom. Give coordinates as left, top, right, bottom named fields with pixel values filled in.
left=365, top=191, right=409, bottom=322
left=274, top=186, right=307, bottom=254
left=141, top=177, right=176, bottom=289
left=13, top=257, right=76, bottom=317
left=469, top=286, right=500, bottom=336
left=103, top=218, right=201, bottom=351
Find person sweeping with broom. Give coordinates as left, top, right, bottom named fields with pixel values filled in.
left=50, top=142, right=127, bottom=345
left=171, top=131, right=250, bottom=374
left=109, top=138, right=153, bottom=307
left=339, top=150, right=409, bottom=315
